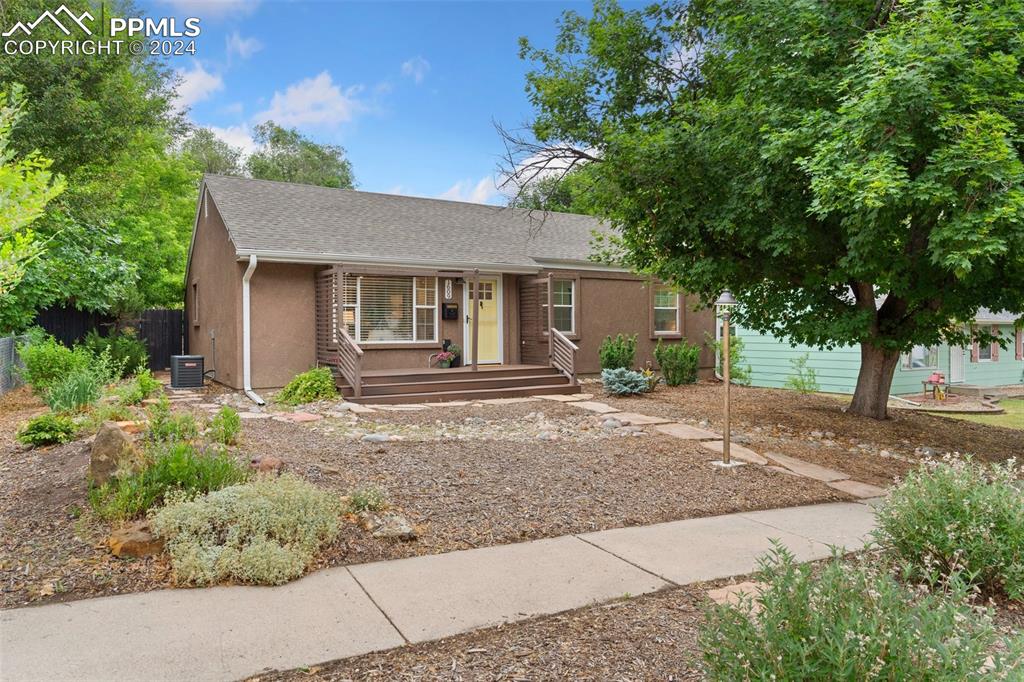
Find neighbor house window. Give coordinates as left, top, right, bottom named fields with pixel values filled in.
left=191, top=282, right=199, bottom=325
left=341, top=275, right=438, bottom=343
left=902, top=345, right=938, bottom=369
left=541, top=279, right=575, bottom=334
left=653, top=284, right=680, bottom=334
left=978, top=341, right=993, bottom=361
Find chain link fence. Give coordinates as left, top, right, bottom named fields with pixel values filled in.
left=0, top=335, right=28, bottom=395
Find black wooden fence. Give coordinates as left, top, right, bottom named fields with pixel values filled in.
left=34, top=306, right=185, bottom=371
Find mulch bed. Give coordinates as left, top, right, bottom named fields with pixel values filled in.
left=3, top=381, right=1020, bottom=609
left=599, top=381, right=1024, bottom=487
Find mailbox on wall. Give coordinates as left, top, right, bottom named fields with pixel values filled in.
left=441, top=303, right=459, bottom=320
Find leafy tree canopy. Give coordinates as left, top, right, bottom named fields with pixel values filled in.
left=245, top=121, right=355, bottom=189
left=512, top=0, right=1024, bottom=417
left=182, top=128, right=243, bottom=176
left=507, top=164, right=603, bottom=214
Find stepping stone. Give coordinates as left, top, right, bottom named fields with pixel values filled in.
left=477, top=397, right=541, bottom=405
left=342, top=403, right=376, bottom=414
left=701, top=440, right=768, bottom=465
left=707, top=581, right=764, bottom=612
left=765, top=465, right=801, bottom=477
left=289, top=412, right=323, bottom=423
left=196, top=402, right=219, bottom=409
left=169, top=397, right=201, bottom=403
left=655, top=423, right=720, bottom=440
left=763, top=452, right=849, bottom=483
left=571, top=401, right=619, bottom=414
left=827, top=479, right=886, bottom=499
left=535, top=394, right=584, bottom=402
left=426, top=400, right=472, bottom=407
left=613, top=412, right=673, bottom=426
left=238, top=412, right=271, bottom=420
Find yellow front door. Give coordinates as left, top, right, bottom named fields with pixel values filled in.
left=467, top=278, right=500, bottom=363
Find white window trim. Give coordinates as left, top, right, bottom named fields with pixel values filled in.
left=653, top=287, right=680, bottom=336
left=902, top=345, right=939, bottom=370
left=542, top=279, right=575, bottom=335
left=978, top=345, right=993, bottom=362
left=344, top=275, right=439, bottom=344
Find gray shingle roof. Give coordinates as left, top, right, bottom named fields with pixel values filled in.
left=975, top=308, right=1019, bottom=324
left=203, top=174, right=609, bottom=270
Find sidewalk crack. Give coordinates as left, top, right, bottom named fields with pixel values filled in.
left=347, top=567, right=410, bottom=644
left=572, top=535, right=680, bottom=588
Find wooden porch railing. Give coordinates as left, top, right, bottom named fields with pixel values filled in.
left=337, top=326, right=364, bottom=398
left=550, top=327, right=579, bottom=385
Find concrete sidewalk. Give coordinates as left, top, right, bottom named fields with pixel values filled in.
left=0, top=501, right=877, bottom=681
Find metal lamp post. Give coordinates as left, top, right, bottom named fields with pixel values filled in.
left=715, top=290, right=738, bottom=465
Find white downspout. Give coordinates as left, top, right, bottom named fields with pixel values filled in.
left=242, top=254, right=265, bottom=405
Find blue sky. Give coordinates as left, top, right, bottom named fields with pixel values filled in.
left=140, top=0, right=615, bottom=204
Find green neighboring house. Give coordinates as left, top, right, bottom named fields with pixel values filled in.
left=734, top=309, right=1023, bottom=396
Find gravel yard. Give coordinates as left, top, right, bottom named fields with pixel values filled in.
left=3, top=379, right=1020, bottom=609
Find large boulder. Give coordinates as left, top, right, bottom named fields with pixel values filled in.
left=90, top=421, right=140, bottom=485
left=108, top=520, right=164, bottom=558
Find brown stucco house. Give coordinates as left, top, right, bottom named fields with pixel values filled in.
left=184, top=175, right=715, bottom=403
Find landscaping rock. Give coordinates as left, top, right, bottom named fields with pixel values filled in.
left=707, top=581, right=764, bottom=613
left=601, top=418, right=623, bottom=430
left=107, top=520, right=164, bottom=558
left=361, top=433, right=390, bottom=443
left=289, top=412, right=323, bottom=423
left=250, top=456, right=285, bottom=474
left=90, top=422, right=140, bottom=486
left=113, top=420, right=146, bottom=435
left=359, top=512, right=417, bottom=541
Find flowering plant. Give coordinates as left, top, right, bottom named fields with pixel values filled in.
left=435, top=351, right=455, bottom=363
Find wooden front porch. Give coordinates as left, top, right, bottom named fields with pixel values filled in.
left=316, top=265, right=582, bottom=404
left=336, top=364, right=580, bottom=404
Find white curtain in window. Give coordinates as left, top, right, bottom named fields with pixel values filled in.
left=341, top=275, right=437, bottom=343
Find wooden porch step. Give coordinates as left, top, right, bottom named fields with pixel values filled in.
left=345, top=382, right=581, bottom=405
left=341, top=372, right=569, bottom=398
left=358, top=365, right=558, bottom=385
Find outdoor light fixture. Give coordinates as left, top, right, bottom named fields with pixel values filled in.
left=715, top=290, right=739, bottom=467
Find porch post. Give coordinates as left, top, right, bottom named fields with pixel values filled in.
left=546, top=272, right=554, bottom=366
left=471, top=268, right=480, bottom=371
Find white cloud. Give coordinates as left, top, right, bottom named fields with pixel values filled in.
left=256, top=71, right=364, bottom=127
left=438, top=176, right=500, bottom=205
left=209, top=124, right=257, bottom=156
left=174, top=61, right=224, bottom=110
left=226, top=30, right=262, bottom=59
left=400, top=56, right=430, bottom=84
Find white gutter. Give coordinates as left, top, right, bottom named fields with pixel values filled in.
left=241, top=254, right=265, bottom=405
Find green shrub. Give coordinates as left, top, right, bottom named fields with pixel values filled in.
left=208, top=406, right=241, bottom=445
left=277, top=367, right=336, bottom=405
left=17, top=334, right=90, bottom=395
left=601, top=367, right=650, bottom=395
left=45, top=368, right=102, bottom=413
left=82, top=329, right=148, bottom=380
left=16, top=413, right=77, bottom=446
left=89, top=442, right=249, bottom=521
left=347, top=485, right=388, bottom=513
left=116, top=368, right=161, bottom=405
left=151, top=474, right=342, bottom=586
left=598, top=334, right=637, bottom=370
left=873, top=457, right=1024, bottom=600
left=146, top=395, right=199, bottom=442
left=707, top=332, right=752, bottom=385
left=784, top=352, right=820, bottom=394
left=701, top=545, right=1024, bottom=681
left=654, top=339, right=700, bottom=386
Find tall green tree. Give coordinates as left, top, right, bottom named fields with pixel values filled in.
left=0, top=85, right=65, bottom=296
left=182, top=128, right=243, bottom=176
left=246, top=121, right=355, bottom=188
left=0, top=0, right=189, bottom=325
left=507, top=165, right=602, bottom=214
left=512, top=0, right=1024, bottom=418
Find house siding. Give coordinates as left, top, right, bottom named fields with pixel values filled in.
left=185, top=190, right=242, bottom=388
left=737, top=322, right=1022, bottom=395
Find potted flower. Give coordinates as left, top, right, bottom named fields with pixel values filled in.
left=447, top=344, right=462, bottom=368
left=435, top=351, right=456, bottom=369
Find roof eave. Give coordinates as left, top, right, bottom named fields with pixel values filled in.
left=233, top=249, right=542, bottom=274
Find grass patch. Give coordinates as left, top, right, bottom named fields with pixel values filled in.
left=934, top=398, right=1024, bottom=430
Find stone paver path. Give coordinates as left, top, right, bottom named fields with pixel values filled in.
left=1, top=501, right=876, bottom=682
left=827, top=479, right=887, bottom=498
left=571, top=401, right=620, bottom=414
left=612, top=412, right=674, bottom=426
left=700, top=440, right=769, bottom=465
left=763, top=451, right=849, bottom=483
left=654, top=423, right=720, bottom=440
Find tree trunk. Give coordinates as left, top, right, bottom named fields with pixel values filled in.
left=848, top=343, right=901, bottom=419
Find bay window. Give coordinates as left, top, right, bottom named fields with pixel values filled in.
left=341, top=275, right=438, bottom=343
